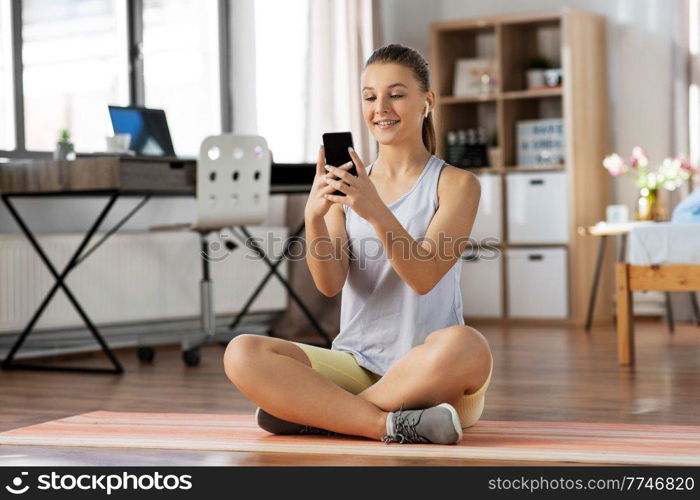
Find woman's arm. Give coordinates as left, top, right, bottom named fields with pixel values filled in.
left=367, top=167, right=480, bottom=295
left=305, top=203, right=349, bottom=297
left=304, top=146, right=353, bottom=297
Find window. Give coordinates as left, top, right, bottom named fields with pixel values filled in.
left=21, top=0, right=129, bottom=152
left=254, top=0, right=309, bottom=162
left=143, top=0, right=221, bottom=156
left=691, top=0, right=699, bottom=168
left=0, top=2, right=15, bottom=150
left=0, top=0, right=239, bottom=157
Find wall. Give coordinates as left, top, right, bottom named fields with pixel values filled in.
left=380, top=0, right=441, bottom=60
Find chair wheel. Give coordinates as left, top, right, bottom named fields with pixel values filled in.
left=182, top=348, right=200, bottom=366
left=138, top=346, right=155, bottom=363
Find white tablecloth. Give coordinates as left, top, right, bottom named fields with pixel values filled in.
left=628, top=222, right=700, bottom=265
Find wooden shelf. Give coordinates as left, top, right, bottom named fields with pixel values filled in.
left=505, top=243, right=570, bottom=248
left=503, top=165, right=566, bottom=173
left=501, top=87, right=563, bottom=99
left=440, top=94, right=500, bottom=104
left=432, top=9, right=610, bottom=326
left=430, top=10, right=563, bottom=32
left=438, top=88, right=562, bottom=105
left=462, top=166, right=503, bottom=174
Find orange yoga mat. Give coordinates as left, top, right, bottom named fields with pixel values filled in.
left=1, top=411, right=699, bottom=465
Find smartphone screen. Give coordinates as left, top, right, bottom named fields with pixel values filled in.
left=322, top=132, right=357, bottom=196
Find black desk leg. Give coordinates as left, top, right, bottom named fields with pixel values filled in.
left=585, top=235, right=607, bottom=332
left=229, top=223, right=333, bottom=347
left=1, top=193, right=124, bottom=374
left=665, top=292, right=675, bottom=334
left=618, top=233, right=627, bottom=262
left=690, top=292, right=700, bottom=326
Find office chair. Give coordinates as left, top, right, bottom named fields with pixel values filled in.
left=140, top=134, right=272, bottom=366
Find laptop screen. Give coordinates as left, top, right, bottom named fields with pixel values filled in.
left=108, top=106, right=176, bottom=157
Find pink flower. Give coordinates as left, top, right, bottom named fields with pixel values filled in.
left=630, top=147, right=648, bottom=169
left=603, top=153, right=628, bottom=176
left=673, top=155, right=692, bottom=171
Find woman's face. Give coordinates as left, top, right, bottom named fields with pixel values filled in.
left=361, top=63, right=432, bottom=147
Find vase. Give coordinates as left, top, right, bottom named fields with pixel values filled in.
left=635, top=187, right=664, bottom=221
left=53, top=141, right=76, bottom=161
left=543, top=68, right=563, bottom=87
left=526, top=69, right=546, bottom=90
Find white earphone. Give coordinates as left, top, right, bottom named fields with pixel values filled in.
left=424, top=102, right=430, bottom=118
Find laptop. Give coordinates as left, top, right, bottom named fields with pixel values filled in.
left=108, top=105, right=177, bottom=158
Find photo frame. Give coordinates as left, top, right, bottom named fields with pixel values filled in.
left=453, top=58, right=496, bottom=96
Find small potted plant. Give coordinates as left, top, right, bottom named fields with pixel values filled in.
left=544, top=67, right=563, bottom=88
left=526, top=56, right=551, bottom=90
left=54, top=129, right=76, bottom=161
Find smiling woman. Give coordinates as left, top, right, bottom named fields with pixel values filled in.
left=224, top=44, right=492, bottom=446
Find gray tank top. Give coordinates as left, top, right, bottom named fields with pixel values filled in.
left=331, top=155, right=465, bottom=376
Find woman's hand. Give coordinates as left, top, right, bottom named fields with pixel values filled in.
left=322, top=147, right=388, bottom=224
left=304, top=145, right=354, bottom=220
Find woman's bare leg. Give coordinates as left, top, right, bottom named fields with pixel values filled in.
left=358, top=325, right=492, bottom=411
left=223, top=334, right=388, bottom=440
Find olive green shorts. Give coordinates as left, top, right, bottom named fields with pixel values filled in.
left=292, top=342, right=491, bottom=429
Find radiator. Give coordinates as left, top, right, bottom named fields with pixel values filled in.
left=0, top=227, right=289, bottom=333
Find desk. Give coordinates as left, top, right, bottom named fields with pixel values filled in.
left=581, top=221, right=658, bottom=331
left=617, top=263, right=700, bottom=365
left=0, top=155, right=315, bottom=195
left=582, top=221, right=700, bottom=365
left=0, top=156, right=327, bottom=374
left=616, top=223, right=700, bottom=365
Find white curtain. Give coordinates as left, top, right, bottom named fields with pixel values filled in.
left=302, top=0, right=381, bottom=164
left=688, top=0, right=700, bottom=190
left=671, top=0, right=692, bottom=195
left=670, top=0, right=699, bottom=321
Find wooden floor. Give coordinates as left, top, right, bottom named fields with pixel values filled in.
left=0, top=319, right=698, bottom=466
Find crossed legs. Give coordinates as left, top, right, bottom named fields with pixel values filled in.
left=223, top=325, right=492, bottom=441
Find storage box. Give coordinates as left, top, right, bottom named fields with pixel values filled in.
left=506, top=172, right=569, bottom=244
left=471, top=173, right=502, bottom=241
left=460, top=251, right=502, bottom=318
left=506, top=248, right=568, bottom=318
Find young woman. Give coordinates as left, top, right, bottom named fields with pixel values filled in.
left=224, top=44, right=492, bottom=445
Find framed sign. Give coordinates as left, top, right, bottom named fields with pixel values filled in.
left=516, top=118, right=565, bottom=166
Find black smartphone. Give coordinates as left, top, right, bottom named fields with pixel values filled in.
left=322, top=132, right=357, bottom=196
